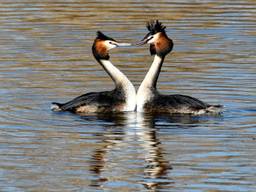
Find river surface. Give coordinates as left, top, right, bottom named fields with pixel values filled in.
left=0, top=0, right=256, bottom=191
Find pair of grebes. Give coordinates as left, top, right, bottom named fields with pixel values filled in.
left=51, top=20, right=222, bottom=115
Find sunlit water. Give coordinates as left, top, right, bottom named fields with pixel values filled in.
left=0, top=0, right=256, bottom=191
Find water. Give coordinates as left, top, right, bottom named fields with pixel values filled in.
left=0, top=0, right=256, bottom=191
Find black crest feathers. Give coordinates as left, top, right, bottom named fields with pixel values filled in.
left=146, top=20, right=166, bottom=35
left=96, top=31, right=116, bottom=41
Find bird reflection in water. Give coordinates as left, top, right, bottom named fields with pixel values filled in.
left=85, top=111, right=221, bottom=190
left=137, top=111, right=222, bottom=191
left=136, top=112, right=172, bottom=191
left=81, top=112, right=130, bottom=187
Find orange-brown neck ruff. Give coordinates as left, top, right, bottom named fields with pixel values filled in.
left=152, top=33, right=173, bottom=58
left=92, top=39, right=109, bottom=60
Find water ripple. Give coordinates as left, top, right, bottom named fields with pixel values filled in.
left=1, top=0, right=256, bottom=191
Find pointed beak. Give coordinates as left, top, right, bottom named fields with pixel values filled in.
left=115, top=42, right=131, bottom=47
left=133, top=32, right=152, bottom=46
left=134, top=39, right=147, bottom=46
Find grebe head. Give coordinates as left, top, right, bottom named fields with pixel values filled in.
left=137, top=20, right=173, bottom=57
left=92, top=31, right=130, bottom=60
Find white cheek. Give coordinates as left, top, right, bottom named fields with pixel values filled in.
left=147, top=33, right=159, bottom=44
left=104, top=41, right=117, bottom=50
left=147, top=38, right=155, bottom=44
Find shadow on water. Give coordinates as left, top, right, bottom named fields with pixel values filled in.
left=76, top=110, right=224, bottom=129
left=80, top=112, right=130, bottom=127
left=141, top=112, right=224, bottom=129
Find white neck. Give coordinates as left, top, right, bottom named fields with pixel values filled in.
left=137, top=55, right=164, bottom=112
left=100, top=59, right=136, bottom=111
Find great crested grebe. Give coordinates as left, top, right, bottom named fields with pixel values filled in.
left=51, top=31, right=136, bottom=113
left=136, top=20, right=222, bottom=115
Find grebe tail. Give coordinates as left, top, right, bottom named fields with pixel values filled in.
left=51, top=102, right=62, bottom=112
left=136, top=20, right=223, bottom=115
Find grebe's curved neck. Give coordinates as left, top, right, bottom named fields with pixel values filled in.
left=139, top=55, right=164, bottom=89
left=136, top=55, right=164, bottom=112
left=98, top=59, right=136, bottom=111
left=99, top=59, right=131, bottom=87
